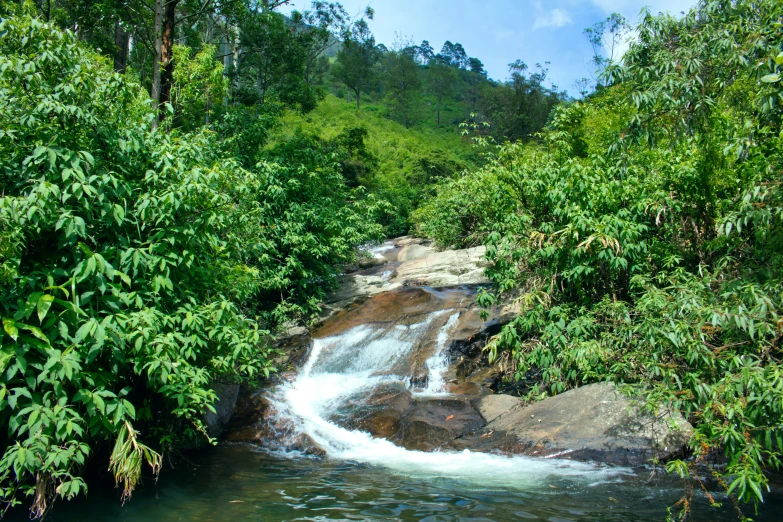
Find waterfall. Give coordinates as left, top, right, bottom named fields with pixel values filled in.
left=417, top=311, right=461, bottom=395
left=265, top=308, right=627, bottom=488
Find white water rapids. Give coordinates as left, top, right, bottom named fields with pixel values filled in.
left=267, top=309, right=628, bottom=488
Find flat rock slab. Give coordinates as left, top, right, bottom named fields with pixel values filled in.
left=472, top=394, right=522, bottom=424
left=392, top=398, right=485, bottom=451
left=393, top=246, right=489, bottom=287
left=324, top=245, right=489, bottom=311
left=480, top=382, right=693, bottom=465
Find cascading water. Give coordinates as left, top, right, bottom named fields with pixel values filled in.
left=417, top=311, right=461, bottom=395
left=266, top=308, right=628, bottom=489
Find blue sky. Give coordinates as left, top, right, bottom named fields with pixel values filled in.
left=282, top=0, right=697, bottom=95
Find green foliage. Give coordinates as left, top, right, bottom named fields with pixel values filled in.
left=254, top=132, right=387, bottom=323
left=233, top=6, right=327, bottom=112
left=381, top=44, right=421, bottom=128
left=416, top=0, right=783, bottom=513
left=171, top=44, right=228, bottom=131
left=332, top=17, right=377, bottom=109
left=274, top=95, right=476, bottom=235
left=0, top=14, right=383, bottom=516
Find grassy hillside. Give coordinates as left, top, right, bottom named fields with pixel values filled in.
left=268, top=94, right=480, bottom=234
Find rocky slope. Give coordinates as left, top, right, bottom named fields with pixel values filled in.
left=220, top=237, right=693, bottom=467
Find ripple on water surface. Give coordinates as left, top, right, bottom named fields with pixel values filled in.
left=34, top=444, right=783, bottom=522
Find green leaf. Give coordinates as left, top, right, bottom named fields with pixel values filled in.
left=0, top=347, right=14, bottom=373
left=113, top=204, right=125, bottom=225
left=37, top=294, right=54, bottom=323
left=761, top=73, right=780, bottom=83
left=22, top=325, right=50, bottom=344
left=3, top=318, right=18, bottom=341
left=775, top=52, right=783, bottom=66
left=24, top=292, right=43, bottom=320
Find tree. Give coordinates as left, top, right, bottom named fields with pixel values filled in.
left=236, top=7, right=321, bottom=110
left=479, top=60, right=564, bottom=141
left=332, top=16, right=377, bottom=109
left=383, top=41, right=421, bottom=127
left=416, top=39, right=434, bottom=63
left=583, top=12, right=630, bottom=87
left=297, top=1, right=349, bottom=85
left=427, top=57, right=454, bottom=127
left=452, top=42, right=468, bottom=68
left=468, top=57, right=485, bottom=76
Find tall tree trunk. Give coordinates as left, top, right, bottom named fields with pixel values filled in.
left=222, top=28, right=232, bottom=107
left=113, top=22, right=130, bottom=73
left=151, top=0, right=163, bottom=129
left=355, top=89, right=361, bottom=109
left=159, top=0, right=180, bottom=122
left=437, top=96, right=441, bottom=127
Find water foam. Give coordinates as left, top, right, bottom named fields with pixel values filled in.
left=416, top=311, right=462, bottom=396
left=269, top=311, right=629, bottom=489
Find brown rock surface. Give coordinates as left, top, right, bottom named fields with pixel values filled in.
left=478, top=382, right=693, bottom=465
left=472, top=394, right=522, bottom=423
left=315, top=286, right=474, bottom=338
left=392, top=398, right=485, bottom=451
left=333, top=382, right=413, bottom=439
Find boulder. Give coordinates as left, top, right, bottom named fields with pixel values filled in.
left=443, top=381, right=485, bottom=396
left=203, top=383, right=240, bottom=439
left=392, top=398, right=485, bottom=451
left=223, top=389, right=277, bottom=443
left=472, top=382, right=693, bottom=465
left=224, top=389, right=326, bottom=456
left=472, top=394, right=522, bottom=424
left=323, top=245, right=489, bottom=312
left=392, top=246, right=489, bottom=287
left=315, top=286, right=473, bottom=339
left=333, top=382, right=413, bottom=439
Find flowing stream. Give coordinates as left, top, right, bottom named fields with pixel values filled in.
left=37, top=290, right=783, bottom=521
left=267, top=311, right=624, bottom=487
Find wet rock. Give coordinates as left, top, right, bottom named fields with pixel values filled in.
left=482, top=382, right=693, bottom=465
left=287, top=433, right=327, bottom=457
left=273, top=331, right=313, bottom=370
left=334, top=382, right=413, bottom=439
left=443, top=381, right=485, bottom=396
left=392, top=398, right=485, bottom=451
left=203, top=383, right=240, bottom=439
left=315, top=287, right=474, bottom=339
left=323, top=273, right=402, bottom=312
left=323, top=244, right=489, bottom=312
left=224, top=389, right=327, bottom=456
left=472, top=394, right=522, bottom=424
left=463, top=366, right=503, bottom=390
left=223, top=389, right=277, bottom=443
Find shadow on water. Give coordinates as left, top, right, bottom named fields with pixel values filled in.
left=25, top=443, right=783, bottom=522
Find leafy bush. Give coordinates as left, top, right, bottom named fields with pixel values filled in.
left=418, top=0, right=783, bottom=513
left=0, top=13, right=382, bottom=516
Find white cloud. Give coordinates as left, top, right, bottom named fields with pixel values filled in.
left=589, top=0, right=697, bottom=22
left=534, top=8, right=574, bottom=29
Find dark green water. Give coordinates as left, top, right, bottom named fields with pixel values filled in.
left=31, top=444, right=782, bottom=522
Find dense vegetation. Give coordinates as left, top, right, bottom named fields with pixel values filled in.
left=3, top=0, right=781, bottom=518
left=416, top=0, right=783, bottom=516
left=0, top=3, right=387, bottom=516
left=270, top=95, right=477, bottom=234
